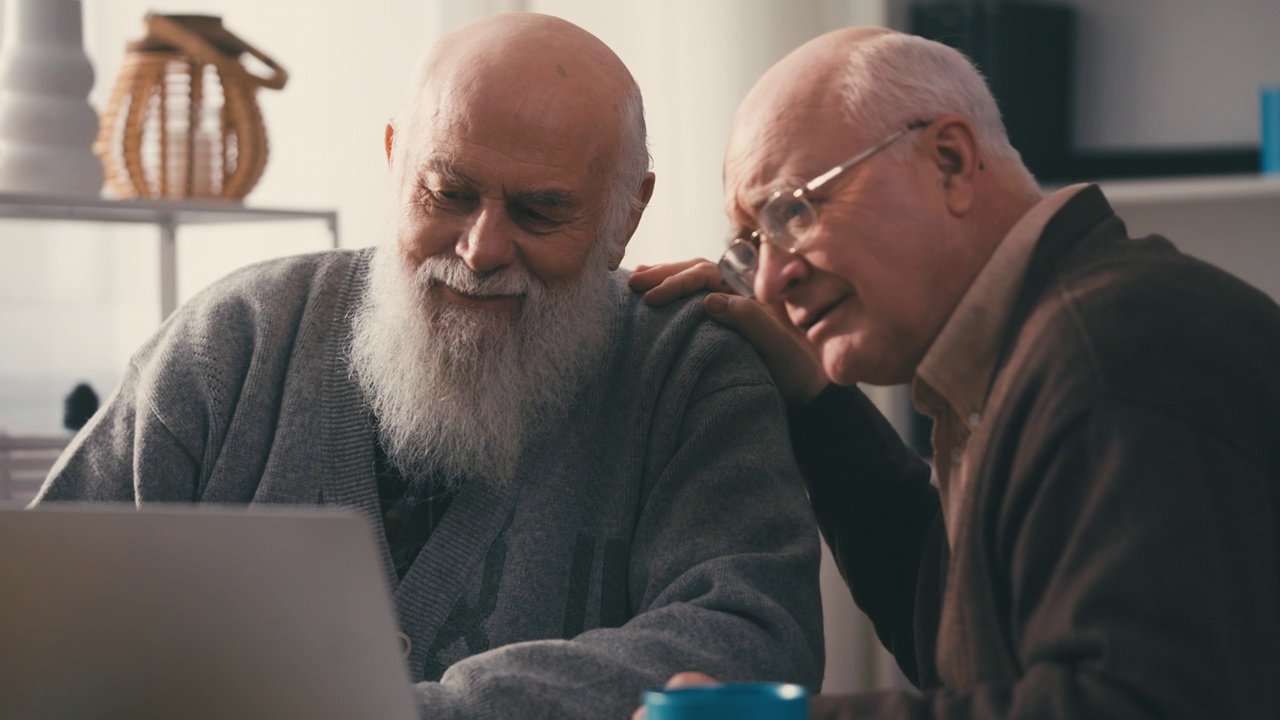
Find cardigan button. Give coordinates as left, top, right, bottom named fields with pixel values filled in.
left=397, top=631, right=412, bottom=659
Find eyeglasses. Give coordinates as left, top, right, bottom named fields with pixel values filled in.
left=718, top=119, right=933, bottom=299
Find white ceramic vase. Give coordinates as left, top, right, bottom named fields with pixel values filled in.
left=0, top=0, right=104, bottom=196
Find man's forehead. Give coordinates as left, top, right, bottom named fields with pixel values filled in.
left=722, top=50, right=856, bottom=213
left=416, top=79, right=620, bottom=176
left=432, top=13, right=629, bottom=92
left=724, top=106, right=845, bottom=220
left=436, top=79, right=605, bottom=136
left=421, top=27, right=627, bottom=146
left=724, top=164, right=790, bottom=223
left=400, top=113, right=609, bottom=202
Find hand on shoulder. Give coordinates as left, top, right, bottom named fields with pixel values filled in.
left=630, top=260, right=828, bottom=406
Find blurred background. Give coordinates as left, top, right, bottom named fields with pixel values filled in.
left=2, top=0, right=1278, bottom=695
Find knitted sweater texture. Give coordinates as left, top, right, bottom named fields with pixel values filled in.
left=38, top=249, right=825, bottom=719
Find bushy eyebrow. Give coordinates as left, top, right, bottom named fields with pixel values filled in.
left=731, top=173, right=798, bottom=224
left=740, top=187, right=774, bottom=214
left=418, top=156, right=579, bottom=211
left=513, top=188, right=578, bottom=210
left=726, top=193, right=769, bottom=236
left=419, top=156, right=475, bottom=187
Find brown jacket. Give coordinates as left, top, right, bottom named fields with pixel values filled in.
left=792, top=186, right=1280, bottom=719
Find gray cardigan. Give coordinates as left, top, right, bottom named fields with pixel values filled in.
left=36, top=249, right=825, bottom=720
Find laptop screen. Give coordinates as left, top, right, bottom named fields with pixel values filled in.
left=0, top=504, right=418, bottom=720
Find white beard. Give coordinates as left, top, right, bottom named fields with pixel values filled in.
left=348, top=244, right=614, bottom=494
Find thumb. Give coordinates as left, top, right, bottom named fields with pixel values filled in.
left=705, top=292, right=790, bottom=350
left=704, top=293, right=828, bottom=405
left=665, top=671, right=720, bottom=689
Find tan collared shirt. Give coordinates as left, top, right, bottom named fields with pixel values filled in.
left=911, top=184, right=1088, bottom=545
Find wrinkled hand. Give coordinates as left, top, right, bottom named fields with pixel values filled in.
left=630, top=259, right=735, bottom=306
left=630, top=672, right=721, bottom=720
left=630, top=260, right=828, bottom=406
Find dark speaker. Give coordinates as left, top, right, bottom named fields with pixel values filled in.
left=910, top=1, right=1077, bottom=181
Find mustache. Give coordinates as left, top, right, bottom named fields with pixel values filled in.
left=412, top=256, right=543, bottom=299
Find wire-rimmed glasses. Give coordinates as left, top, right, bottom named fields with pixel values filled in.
left=718, top=119, right=933, bottom=298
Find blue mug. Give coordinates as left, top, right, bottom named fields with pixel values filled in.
left=1263, top=85, right=1280, bottom=175
left=642, top=682, right=808, bottom=720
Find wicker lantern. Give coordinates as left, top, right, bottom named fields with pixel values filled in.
left=95, top=14, right=286, bottom=201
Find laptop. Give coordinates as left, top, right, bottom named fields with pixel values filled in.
left=0, top=504, right=418, bottom=720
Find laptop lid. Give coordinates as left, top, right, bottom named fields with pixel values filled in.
left=0, top=504, right=418, bottom=720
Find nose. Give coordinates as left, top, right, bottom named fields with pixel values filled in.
left=753, top=240, right=809, bottom=304
left=456, top=206, right=517, bottom=273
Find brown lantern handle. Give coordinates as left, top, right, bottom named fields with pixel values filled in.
left=144, top=13, right=289, bottom=90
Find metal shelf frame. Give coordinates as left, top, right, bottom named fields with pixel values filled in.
left=1095, top=174, right=1280, bottom=206
left=0, top=192, right=339, bottom=318
left=1045, top=174, right=1280, bottom=207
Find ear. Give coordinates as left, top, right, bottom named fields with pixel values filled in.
left=384, top=122, right=395, bottom=165
left=609, top=171, right=656, bottom=270
left=924, top=114, right=979, bottom=217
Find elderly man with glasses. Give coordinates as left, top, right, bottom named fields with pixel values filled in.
left=633, top=26, right=1280, bottom=720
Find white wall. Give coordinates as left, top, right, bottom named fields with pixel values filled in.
left=1106, top=191, right=1280, bottom=301
left=0, top=222, right=138, bottom=432
left=1070, top=0, right=1280, bottom=151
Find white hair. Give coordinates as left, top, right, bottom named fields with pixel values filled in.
left=601, top=82, right=651, bottom=257
left=838, top=32, right=1039, bottom=190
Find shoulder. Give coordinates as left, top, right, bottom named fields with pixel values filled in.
left=1036, top=239, right=1280, bottom=376
left=1009, top=238, right=1280, bottom=443
left=180, top=248, right=367, bottom=328
left=133, top=249, right=368, bottom=400
left=163, top=249, right=366, bottom=344
left=605, top=270, right=775, bottom=397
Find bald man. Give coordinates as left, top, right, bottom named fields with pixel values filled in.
left=635, top=26, right=1280, bottom=720
left=36, top=14, right=824, bottom=718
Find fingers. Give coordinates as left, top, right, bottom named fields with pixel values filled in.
left=704, top=293, right=829, bottom=406
left=629, top=259, right=831, bottom=404
left=628, top=258, right=707, bottom=290
left=645, top=269, right=727, bottom=307
left=703, top=293, right=791, bottom=345
left=633, top=672, right=719, bottom=720
left=665, top=671, right=720, bottom=689
left=629, top=259, right=725, bottom=307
